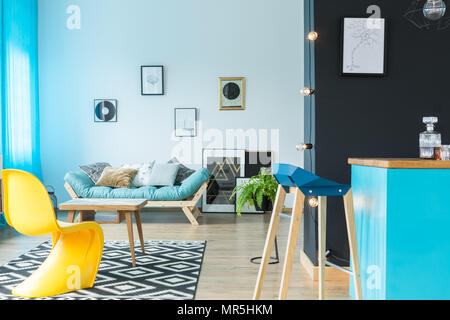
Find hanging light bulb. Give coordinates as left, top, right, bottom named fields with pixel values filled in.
left=423, top=0, right=446, bottom=21
left=307, top=31, right=319, bottom=41
left=301, top=87, right=315, bottom=96
left=309, top=197, right=319, bottom=208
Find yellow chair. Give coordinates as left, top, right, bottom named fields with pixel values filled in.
left=1, top=169, right=104, bottom=298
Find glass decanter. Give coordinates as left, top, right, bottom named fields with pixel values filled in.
left=420, top=117, right=441, bottom=160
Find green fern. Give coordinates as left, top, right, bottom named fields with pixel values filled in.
left=230, top=168, right=279, bottom=216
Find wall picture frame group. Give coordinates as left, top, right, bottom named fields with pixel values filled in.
left=174, top=108, right=197, bottom=137
left=219, top=77, right=245, bottom=111
left=141, top=65, right=164, bottom=95
left=341, top=17, right=387, bottom=76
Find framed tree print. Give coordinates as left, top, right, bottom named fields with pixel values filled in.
left=219, top=77, right=245, bottom=110
left=141, top=65, right=164, bottom=95
left=341, top=18, right=387, bottom=76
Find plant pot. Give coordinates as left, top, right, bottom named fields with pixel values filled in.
left=254, top=196, right=273, bottom=212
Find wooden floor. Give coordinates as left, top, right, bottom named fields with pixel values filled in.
left=0, top=210, right=350, bottom=300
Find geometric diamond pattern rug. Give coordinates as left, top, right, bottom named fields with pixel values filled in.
left=0, top=240, right=206, bottom=300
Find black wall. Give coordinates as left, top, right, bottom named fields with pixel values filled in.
left=307, top=0, right=450, bottom=265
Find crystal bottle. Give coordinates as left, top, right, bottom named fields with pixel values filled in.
left=420, top=117, right=441, bottom=160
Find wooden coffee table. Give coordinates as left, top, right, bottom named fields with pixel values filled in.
left=59, top=199, right=148, bottom=267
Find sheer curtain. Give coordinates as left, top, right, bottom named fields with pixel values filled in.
left=1, top=0, right=41, bottom=226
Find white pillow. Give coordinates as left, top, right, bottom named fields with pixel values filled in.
left=121, top=162, right=155, bottom=187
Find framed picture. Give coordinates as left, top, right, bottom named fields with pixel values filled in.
left=235, top=178, right=265, bottom=214
left=219, top=77, right=245, bottom=110
left=94, top=99, right=117, bottom=122
left=245, top=151, right=273, bottom=178
left=202, top=149, right=245, bottom=213
left=141, top=65, right=164, bottom=95
left=341, top=18, right=387, bottom=76
left=174, top=108, right=197, bottom=137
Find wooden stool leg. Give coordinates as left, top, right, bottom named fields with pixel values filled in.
left=134, top=210, right=145, bottom=254
left=318, top=196, right=327, bottom=300
left=343, top=189, right=363, bottom=300
left=125, top=211, right=136, bottom=268
left=279, top=189, right=305, bottom=300
left=253, top=185, right=287, bottom=300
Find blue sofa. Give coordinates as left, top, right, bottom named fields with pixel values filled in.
left=64, top=168, right=210, bottom=225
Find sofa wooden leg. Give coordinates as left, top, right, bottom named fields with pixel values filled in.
left=182, top=207, right=199, bottom=226
left=191, top=206, right=202, bottom=219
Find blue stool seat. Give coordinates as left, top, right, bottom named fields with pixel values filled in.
left=273, top=163, right=351, bottom=197
left=254, top=163, right=362, bottom=300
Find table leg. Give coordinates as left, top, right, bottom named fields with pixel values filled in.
left=67, top=211, right=76, bottom=223
left=125, top=211, right=136, bottom=267
left=134, top=210, right=145, bottom=254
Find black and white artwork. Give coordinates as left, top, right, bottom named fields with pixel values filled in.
left=219, top=77, right=245, bottom=110
left=175, top=108, right=197, bottom=137
left=202, top=149, right=245, bottom=213
left=94, top=99, right=117, bottom=122
left=341, top=18, right=386, bottom=76
left=141, top=66, right=164, bottom=95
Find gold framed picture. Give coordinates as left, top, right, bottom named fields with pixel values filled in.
left=219, top=77, right=245, bottom=111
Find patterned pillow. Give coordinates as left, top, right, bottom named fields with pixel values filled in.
left=79, top=162, right=111, bottom=184
left=122, top=162, right=155, bottom=187
left=168, top=158, right=196, bottom=185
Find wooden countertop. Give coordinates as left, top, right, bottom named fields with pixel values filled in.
left=348, top=158, right=450, bottom=169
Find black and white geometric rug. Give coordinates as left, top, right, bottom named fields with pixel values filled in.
left=0, top=240, right=206, bottom=300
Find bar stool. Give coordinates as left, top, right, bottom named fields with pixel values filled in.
left=253, top=164, right=362, bottom=300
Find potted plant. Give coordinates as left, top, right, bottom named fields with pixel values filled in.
left=230, top=168, right=278, bottom=216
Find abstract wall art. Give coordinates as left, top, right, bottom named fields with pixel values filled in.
left=219, top=77, right=245, bottom=110
left=94, top=99, right=117, bottom=122
left=174, top=108, right=197, bottom=137
left=202, top=149, right=245, bottom=213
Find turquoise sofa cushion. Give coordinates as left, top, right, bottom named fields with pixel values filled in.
left=65, top=168, right=210, bottom=201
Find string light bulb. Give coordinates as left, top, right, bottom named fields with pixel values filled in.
left=309, top=197, right=319, bottom=208
left=307, top=31, right=319, bottom=41
left=301, top=87, right=315, bottom=96
left=296, top=143, right=313, bottom=151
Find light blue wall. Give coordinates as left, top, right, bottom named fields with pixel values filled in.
left=38, top=0, right=304, bottom=202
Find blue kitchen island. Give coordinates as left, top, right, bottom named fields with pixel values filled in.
left=348, top=158, right=450, bottom=300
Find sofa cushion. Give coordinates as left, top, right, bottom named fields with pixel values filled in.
left=168, top=157, right=196, bottom=185
left=79, top=162, right=111, bottom=184
left=96, top=167, right=138, bottom=188
left=65, top=168, right=210, bottom=201
left=122, top=162, right=155, bottom=187
left=147, top=164, right=179, bottom=187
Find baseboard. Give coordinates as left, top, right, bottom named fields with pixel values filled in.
left=300, top=250, right=350, bottom=281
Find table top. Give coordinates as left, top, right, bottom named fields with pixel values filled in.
left=348, top=158, right=450, bottom=169
left=59, top=199, right=148, bottom=211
